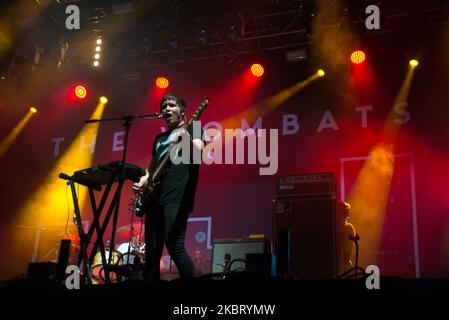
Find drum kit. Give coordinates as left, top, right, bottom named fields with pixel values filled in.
left=91, top=221, right=146, bottom=284
left=20, top=220, right=174, bottom=283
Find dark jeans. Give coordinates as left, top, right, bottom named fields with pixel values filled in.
left=144, top=203, right=195, bottom=280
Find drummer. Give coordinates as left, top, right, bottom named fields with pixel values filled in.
left=116, top=235, right=145, bottom=264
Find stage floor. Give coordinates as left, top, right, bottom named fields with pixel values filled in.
left=1, top=273, right=448, bottom=317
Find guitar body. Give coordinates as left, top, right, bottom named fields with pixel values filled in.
left=134, top=97, right=209, bottom=217
left=135, top=180, right=158, bottom=217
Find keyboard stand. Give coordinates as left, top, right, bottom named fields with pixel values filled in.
left=65, top=178, right=93, bottom=285
left=60, top=162, right=145, bottom=285
left=85, top=173, right=123, bottom=284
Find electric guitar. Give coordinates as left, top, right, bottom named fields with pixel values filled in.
left=135, top=97, right=209, bottom=216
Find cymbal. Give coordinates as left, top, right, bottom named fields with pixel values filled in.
left=117, top=222, right=145, bottom=238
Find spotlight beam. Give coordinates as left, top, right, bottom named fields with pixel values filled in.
left=347, top=144, right=395, bottom=267
left=0, top=109, right=36, bottom=159
left=347, top=60, right=420, bottom=267
left=15, top=102, right=106, bottom=229
left=220, top=71, right=323, bottom=130
left=383, top=61, right=419, bottom=141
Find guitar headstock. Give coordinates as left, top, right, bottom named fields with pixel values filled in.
left=190, top=97, right=209, bottom=124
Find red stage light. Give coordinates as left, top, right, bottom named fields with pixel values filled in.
left=156, top=77, right=169, bottom=89
left=351, top=50, right=366, bottom=64
left=250, top=64, right=264, bottom=77
left=74, top=85, right=87, bottom=99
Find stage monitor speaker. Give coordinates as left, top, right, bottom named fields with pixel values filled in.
left=211, top=238, right=270, bottom=275
left=274, top=196, right=345, bottom=279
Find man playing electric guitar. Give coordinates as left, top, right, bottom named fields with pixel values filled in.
left=132, top=94, right=205, bottom=280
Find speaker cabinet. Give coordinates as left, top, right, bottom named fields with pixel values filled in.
left=274, top=196, right=345, bottom=279
left=211, top=238, right=270, bottom=274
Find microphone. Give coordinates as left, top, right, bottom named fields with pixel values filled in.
left=158, top=111, right=171, bottom=119
left=59, top=173, right=72, bottom=180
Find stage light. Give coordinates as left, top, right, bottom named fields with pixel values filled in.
left=57, top=41, right=69, bottom=69
left=197, top=29, right=208, bottom=47
left=156, top=77, right=169, bottom=89
left=226, top=25, right=238, bottom=45
left=409, top=59, right=419, bottom=67
left=75, top=85, right=87, bottom=99
left=93, top=37, right=103, bottom=68
left=351, top=50, right=366, bottom=64
left=29, top=107, right=37, bottom=114
left=251, top=64, right=264, bottom=77
left=317, top=69, right=325, bottom=77
left=168, top=34, right=178, bottom=51
left=100, top=96, right=108, bottom=104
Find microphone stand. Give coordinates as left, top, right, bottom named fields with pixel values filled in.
left=84, top=113, right=163, bottom=124
left=84, top=112, right=162, bottom=282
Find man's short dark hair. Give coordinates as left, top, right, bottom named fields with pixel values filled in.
left=160, top=94, right=186, bottom=113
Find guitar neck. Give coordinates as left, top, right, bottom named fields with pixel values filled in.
left=151, top=151, right=171, bottom=181
left=150, top=97, right=209, bottom=182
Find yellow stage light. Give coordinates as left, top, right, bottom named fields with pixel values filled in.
left=29, top=107, right=37, bottom=114
left=409, top=59, right=419, bottom=67
left=317, top=69, right=325, bottom=77
left=100, top=96, right=108, bottom=104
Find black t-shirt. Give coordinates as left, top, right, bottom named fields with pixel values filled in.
left=147, top=124, right=201, bottom=214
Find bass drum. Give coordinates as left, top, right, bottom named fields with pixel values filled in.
left=93, top=249, right=122, bottom=265
left=91, top=249, right=123, bottom=284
